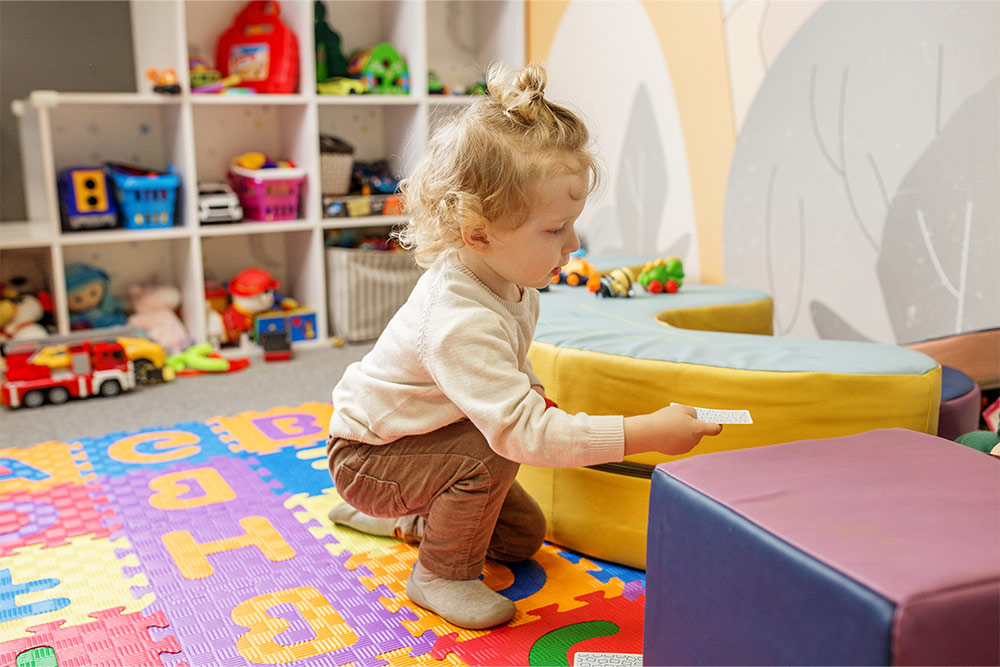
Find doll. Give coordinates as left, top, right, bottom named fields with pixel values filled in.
left=65, top=263, right=127, bottom=330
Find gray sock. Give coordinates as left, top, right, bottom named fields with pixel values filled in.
left=328, top=502, right=399, bottom=537
left=405, top=561, right=516, bottom=629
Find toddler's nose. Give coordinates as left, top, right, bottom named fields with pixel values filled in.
left=565, top=230, right=581, bottom=254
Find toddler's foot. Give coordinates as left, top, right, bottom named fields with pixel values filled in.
left=328, top=503, right=399, bottom=538
left=405, top=562, right=516, bottom=629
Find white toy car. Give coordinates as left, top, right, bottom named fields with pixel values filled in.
left=198, top=182, right=243, bottom=223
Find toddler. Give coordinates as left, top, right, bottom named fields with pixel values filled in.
left=327, top=63, right=722, bottom=629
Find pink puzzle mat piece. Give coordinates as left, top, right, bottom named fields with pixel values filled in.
left=1, top=607, right=180, bottom=666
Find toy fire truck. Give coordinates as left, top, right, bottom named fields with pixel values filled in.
left=2, top=336, right=136, bottom=408
left=0, top=327, right=173, bottom=408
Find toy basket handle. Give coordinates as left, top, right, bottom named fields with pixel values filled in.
left=239, top=0, right=281, bottom=21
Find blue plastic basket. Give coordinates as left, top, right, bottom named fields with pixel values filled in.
left=107, top=163, right=181, bottom=230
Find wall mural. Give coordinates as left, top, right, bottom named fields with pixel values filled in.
left=722, top=0, right=998, bottom=343
left=535, top=0, right=998, bottom=344
left=543, top=0, right=699, bottom=277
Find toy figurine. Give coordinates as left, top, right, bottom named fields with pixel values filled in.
left=146, top=68, right=181, bottom=94
left=65, top=264, right=127, bottom=330
left=220, top=268, right=297, bottom=345
left=314, top=0, right=349, bottom=83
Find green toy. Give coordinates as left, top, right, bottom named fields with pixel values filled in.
left=348, top=43, right=410, bottom=94
left=638, top=257, right=685, bottom=294
left=314, top=0, right=348, bottom=83
left=166, top=343, right=231, bottom=373
left=955, top=427, right=1000, bottom=455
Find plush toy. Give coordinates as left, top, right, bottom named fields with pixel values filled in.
left=0, top=294, right=49, bottom=342
left=127, top=283, right=194, bottom=354
left=955, top=426, right=1000, bottom=457
left=0, top=297, right=13, bottom=335
left=65, top=263, right=127, bottom=330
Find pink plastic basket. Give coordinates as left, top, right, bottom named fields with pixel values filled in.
left=228, top=165, right=306, bottom=222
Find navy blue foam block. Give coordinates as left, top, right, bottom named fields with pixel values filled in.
left=644, top=466, right=896, bottom=666
left=941, top=365, right=975, bottom=401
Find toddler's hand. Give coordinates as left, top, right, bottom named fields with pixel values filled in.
left=623, top=403, right=723, bottom=457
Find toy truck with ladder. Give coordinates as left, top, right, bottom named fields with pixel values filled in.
left=2, top=332, right=139, bottom=408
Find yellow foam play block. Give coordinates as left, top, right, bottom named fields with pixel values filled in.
left=519, top=280, right=941, bottom=569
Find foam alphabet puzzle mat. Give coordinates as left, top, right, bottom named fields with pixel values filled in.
left=0, top=402, right=646, bottom=666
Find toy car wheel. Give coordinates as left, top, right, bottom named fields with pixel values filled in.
left=48, top=386, right=70, bottom=405
left=23, top=390, right=45, bottom=409
left=133, top=359, right=155, bottom=385
left=99, top=380, right=122, bottom=397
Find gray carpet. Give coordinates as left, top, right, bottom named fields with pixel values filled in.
left=0, top=341, right=374, bottom=449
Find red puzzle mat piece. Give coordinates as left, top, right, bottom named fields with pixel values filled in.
left=0, top=606, right=180, bottom=666
left=432, top=590, right=644, bottom=666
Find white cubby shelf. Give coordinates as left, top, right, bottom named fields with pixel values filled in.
left=3, top=0, right=524, bottom=348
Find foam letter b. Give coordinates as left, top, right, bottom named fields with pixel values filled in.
left=148, top=468, right=236, bottom=510
left=233, top=586, right=357, bottom=663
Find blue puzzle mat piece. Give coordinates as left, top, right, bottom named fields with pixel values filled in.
left=73, top=422, right=232, bottom=478
left=249, top=446, right=333, bottom=497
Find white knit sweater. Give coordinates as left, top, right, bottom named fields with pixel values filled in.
left=328, top=250, right=624, bottom=468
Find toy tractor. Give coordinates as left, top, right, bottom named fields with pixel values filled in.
left=638, top=257, right=684, bottom=294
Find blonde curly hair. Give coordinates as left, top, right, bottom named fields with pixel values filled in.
left=394, top=63, right=601, bottom=268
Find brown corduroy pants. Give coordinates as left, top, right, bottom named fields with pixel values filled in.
left=328, top=419, right=546, bottom=579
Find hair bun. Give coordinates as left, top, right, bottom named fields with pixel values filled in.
left=488, top=63, right=549, bottom=123
left=513, top=66, right=547, bottom=96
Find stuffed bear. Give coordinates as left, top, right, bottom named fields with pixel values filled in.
left=127, top=283, right=193, bottom=354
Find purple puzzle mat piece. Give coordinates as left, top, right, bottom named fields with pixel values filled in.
left=98, top=454, right=434, bottom=666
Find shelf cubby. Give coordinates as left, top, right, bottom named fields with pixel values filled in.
left=4, top=0, right=524, bottom=343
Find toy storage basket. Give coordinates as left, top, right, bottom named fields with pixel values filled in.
left=107, top=163, right=180, bottom=230
left=228, top=164, right=306, bottom=221
left=320, top=135, right=354, bottom=195
left=325, top=247, right=424, bottom=341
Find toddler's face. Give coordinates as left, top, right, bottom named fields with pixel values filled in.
left=483, top=170, right=588, bottom=293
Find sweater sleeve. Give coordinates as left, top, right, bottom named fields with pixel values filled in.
left=419, top=296, right=623, bottom=468
left=524, top=356, right=544, bottom=391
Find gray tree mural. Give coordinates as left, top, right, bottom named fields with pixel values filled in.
left=723, top=1, right=999, bottom=344
left=586, top=83, right=689, bottom=259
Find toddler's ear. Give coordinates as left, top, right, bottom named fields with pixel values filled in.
left=460, top=224, right=491, bottom=252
